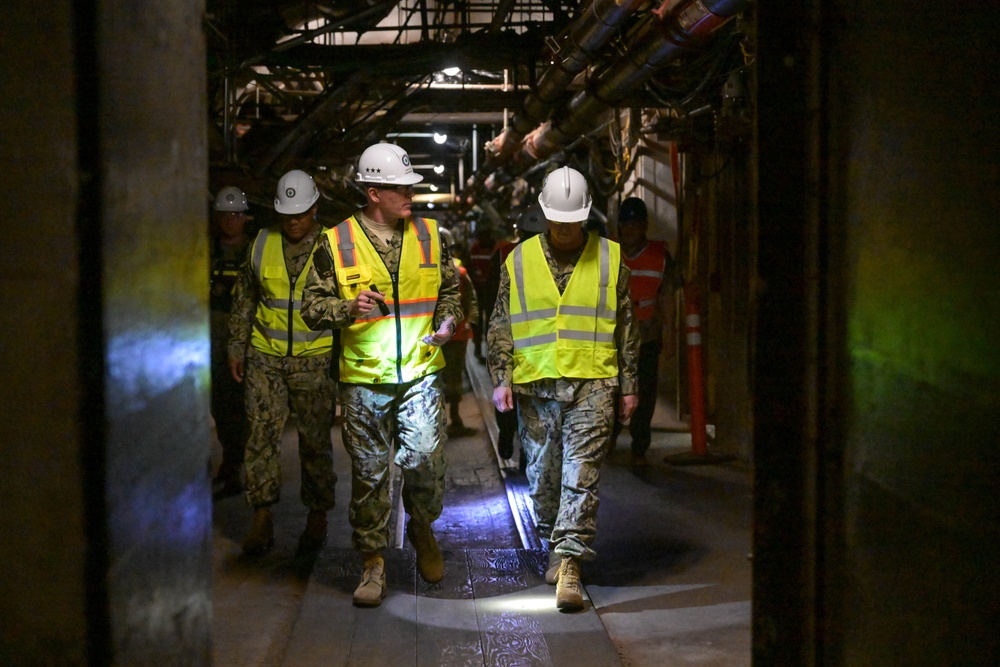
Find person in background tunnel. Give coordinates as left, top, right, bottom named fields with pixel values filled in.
left=468, top=222, right=514, bottom=362
left=301, top=142, right=463, bottom=608
left=439, top=227, right=480, bottom=436
left=611, top=196, right=677, bottom=467
left=488, top=166, right=640, bottom=612
left=210, top=186, right=251, bottom=500
left=228, top=169, right=338, bottom=557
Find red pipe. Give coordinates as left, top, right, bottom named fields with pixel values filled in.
left=684, top=282, right=708, bottom=456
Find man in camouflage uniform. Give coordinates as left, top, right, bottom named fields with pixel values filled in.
left=488, top=167, right=639, bottom=612
left=210, top=186, right=251, bottom=499
left=301, top=143, right=462, bottom=608
left=228, top=169, right=337, bottom=556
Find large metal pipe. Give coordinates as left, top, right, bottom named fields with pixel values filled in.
left=518, top=0, right=746, bottom=164
left=486, top=0, right=647, bottom=163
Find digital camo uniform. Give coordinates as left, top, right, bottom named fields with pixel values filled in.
left=300, top=212, right=462, bottom=554
left=228, top=226, right=337, bottom=511
left=487, top=231, right=639, bottom=562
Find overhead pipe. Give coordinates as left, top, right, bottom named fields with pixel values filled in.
left=486, top=0, right=647, bottom=164
left=516, top=0, right=746, bottom=165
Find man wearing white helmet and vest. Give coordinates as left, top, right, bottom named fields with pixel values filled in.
left=228, top=169, right=337, bottom=557
left=301, top=142, right=462, bottom=607
left=487, top=166, right=640, bottom=612
left=210, top=186, right=252, bottom=499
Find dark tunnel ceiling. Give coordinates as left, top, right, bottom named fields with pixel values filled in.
left=205, top=0, right=752, bottom=219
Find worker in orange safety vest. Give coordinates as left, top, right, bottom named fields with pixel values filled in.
left=613, top=196, right=677, bottom=467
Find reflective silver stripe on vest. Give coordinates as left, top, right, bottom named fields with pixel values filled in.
left=412, top=217, right=437, bottom=269
left=510, top=307, right=557, bottom=324
left=263, top=298, right=301, bottom=310
left=559, top=329, right=615, bottom=343
left=256, top=324, right=329, bottom=343
left=335, top=220, right=356, bottom=267
left=251, top=228, right=269, bottom=277
left=597, top=236, right=611, bottom=317
left=512, top=332, right=557, bottom=349
left=355, top=300, right=435, bottom=321
left=631, top=269, right=663, bottom=278
left=560, top=304, right=616, bottom=319
left=638, top=298, right=657, bottom=308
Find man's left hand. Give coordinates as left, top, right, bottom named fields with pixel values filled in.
left=620, top=394, right=639, bottom=422
left=421, top=316, right=456, bottom=346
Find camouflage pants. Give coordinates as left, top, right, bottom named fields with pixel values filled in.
left=243, top=348, right=337, bottom=510
left=340, top=373, right=448, bottom=554
left=516, top=383, right=615, bottom=562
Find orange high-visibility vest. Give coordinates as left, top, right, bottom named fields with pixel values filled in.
left=623, top=241, right=668, bottom=322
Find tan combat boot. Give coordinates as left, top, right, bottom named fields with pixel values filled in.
left=555, top=557, right=584, bottom=611
left=296, top=509, right=327, bottom=554
left=242, top=506, right=274, bottom=556
left=406, top=518, right=444, bottom=583
left=545, top=547, right=561, bottom=585
left=353, top=552, right=387, bottom=608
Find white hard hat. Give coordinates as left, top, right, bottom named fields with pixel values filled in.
left=538, top=166, right=592, bottom=223
left=214, top=186, right=248, bottom=212
left=274, top=169, right=320, bottom=214
left=356, top=143, right=424, bottom=186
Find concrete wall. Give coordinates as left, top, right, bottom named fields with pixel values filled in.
left=1, top=2, right=89, bottom=662
left=1, top=1, right=212, bottom=663
left=831, top=3, right=999, bottom=663
left=754, top=2, right=999, bottom=663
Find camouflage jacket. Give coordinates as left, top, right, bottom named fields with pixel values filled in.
left=487, top=232, right=640, bottom=399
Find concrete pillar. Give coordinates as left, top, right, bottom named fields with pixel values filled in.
left=1, top=1, right=212, bottom=663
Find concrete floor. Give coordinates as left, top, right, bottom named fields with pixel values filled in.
left=210, top=351, right=752, bottom=666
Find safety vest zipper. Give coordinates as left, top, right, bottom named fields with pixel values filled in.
left=285, top=280, right=295, bottom=357
left=391, top=270, right=402, bottom=383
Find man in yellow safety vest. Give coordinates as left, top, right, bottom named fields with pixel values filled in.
left=301, top=142, right=463, bottom=608
left=488, top=166, right=640, bottom=612
left=228, top=169, right=337, bottom=557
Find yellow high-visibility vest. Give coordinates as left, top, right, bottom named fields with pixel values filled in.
left=507, top=233, right=621, bottom=383
left=325, top=215, right=445, bottom=384
left=249, top=228, right=334, bottom=357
